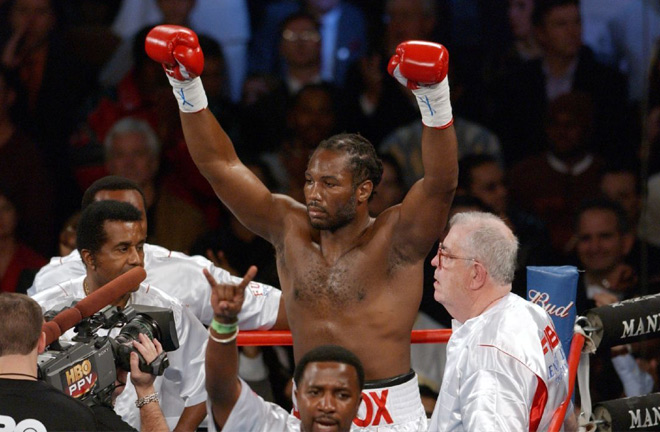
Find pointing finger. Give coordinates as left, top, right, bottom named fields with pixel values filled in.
left=238, top=266, right=258, bottom=290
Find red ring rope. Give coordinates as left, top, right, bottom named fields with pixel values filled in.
left=548, top=332, right=585, bottom=432
left=237, top=329, right=452, bottom=346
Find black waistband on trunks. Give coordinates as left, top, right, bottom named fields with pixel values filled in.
left=364, top=369, right=415, bottom=390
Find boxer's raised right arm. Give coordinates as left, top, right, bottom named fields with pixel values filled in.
left=145, top=25, right=293, bottom=243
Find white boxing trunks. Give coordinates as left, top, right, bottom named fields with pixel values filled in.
left=293, top=370, right=428, bottom=432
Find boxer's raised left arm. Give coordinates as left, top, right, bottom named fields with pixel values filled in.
left=388, top=41, right=458, bottom=259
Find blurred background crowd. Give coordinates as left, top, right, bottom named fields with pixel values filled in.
left=2, top=0, right=660, bottom=411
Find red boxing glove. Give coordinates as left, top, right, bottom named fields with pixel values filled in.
left=387, top=41, right=449, bottom=87
left=145, top=25, right=204, bottom=80
left=388, top=40, right=453, bottom=129
left=145, top=25, right=208, bottom=112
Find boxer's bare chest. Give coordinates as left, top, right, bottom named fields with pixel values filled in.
left=277, top=236, right=385, bottom=309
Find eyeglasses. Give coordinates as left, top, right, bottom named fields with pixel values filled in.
left=282, top=29, right=321, bottom=43
left=437, top=243, right=478, bottom=268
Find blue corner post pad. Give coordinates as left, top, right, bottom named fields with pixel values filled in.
left=526, top=266, right=579, bottom=358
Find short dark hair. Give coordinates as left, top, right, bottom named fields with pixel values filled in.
left=77, top=200, right=142, bottom=255
left=0, top=293, right=43, bottom=356
left=532, top=0, right=579, bottom=27
left=81, top=176, right=147, bottom=211
left=279, top=11, right=320, bottom=38
left=457, top=154, right=499, bottom=191
left=575, top=197, right=630, bottom=234
left=293, top=344, right=365, bottom=391
left=316, top=133, right=384, bottom=192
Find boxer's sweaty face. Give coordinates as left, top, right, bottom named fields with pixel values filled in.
left=305, top=150, right=357, bottom=232
left=296, top=362, right=361, bottom=432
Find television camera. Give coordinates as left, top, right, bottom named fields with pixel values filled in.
left=37, top=303, right=179, bottom=407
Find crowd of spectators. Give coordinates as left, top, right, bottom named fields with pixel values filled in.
left=2, top=0, right=660, bottom=422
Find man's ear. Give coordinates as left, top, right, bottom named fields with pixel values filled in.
left=470, top=262, right=488, bottom=289
left=37, top=332, right=46, bottom=354
left=354, top=393, right=363, bottom=418
left=80, top=249, right=95, bottom=270
left=357, top=180, right=373, bottom=204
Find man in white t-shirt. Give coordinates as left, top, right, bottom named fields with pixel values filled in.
left=203, top=266, right=364, bottom=432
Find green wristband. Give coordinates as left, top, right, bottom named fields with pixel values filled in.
left=211, top=319, right=238, bottom=334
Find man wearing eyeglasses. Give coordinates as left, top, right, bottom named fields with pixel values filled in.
left=247, top=0, right=366, bottom=88
left=429, top=211, right=571, bottom=431
left=278, top=12, right=323, bottom=95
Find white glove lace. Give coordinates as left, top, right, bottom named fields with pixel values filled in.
left=166, top=62, right=208, bottom=113
left=411, top=78, right=453, bottom=129
left=392, top=66, right=453, bottom=129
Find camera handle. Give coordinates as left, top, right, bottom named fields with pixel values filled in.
left=138, top=351, right=169, bottom=376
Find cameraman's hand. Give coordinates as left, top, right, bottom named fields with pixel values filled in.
left=204, top=266, right=257, bottom=322
left=130, top=334, right=163, bottom=396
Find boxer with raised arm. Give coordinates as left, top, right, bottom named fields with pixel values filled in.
left=146, top=26, right=458, bottom=430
